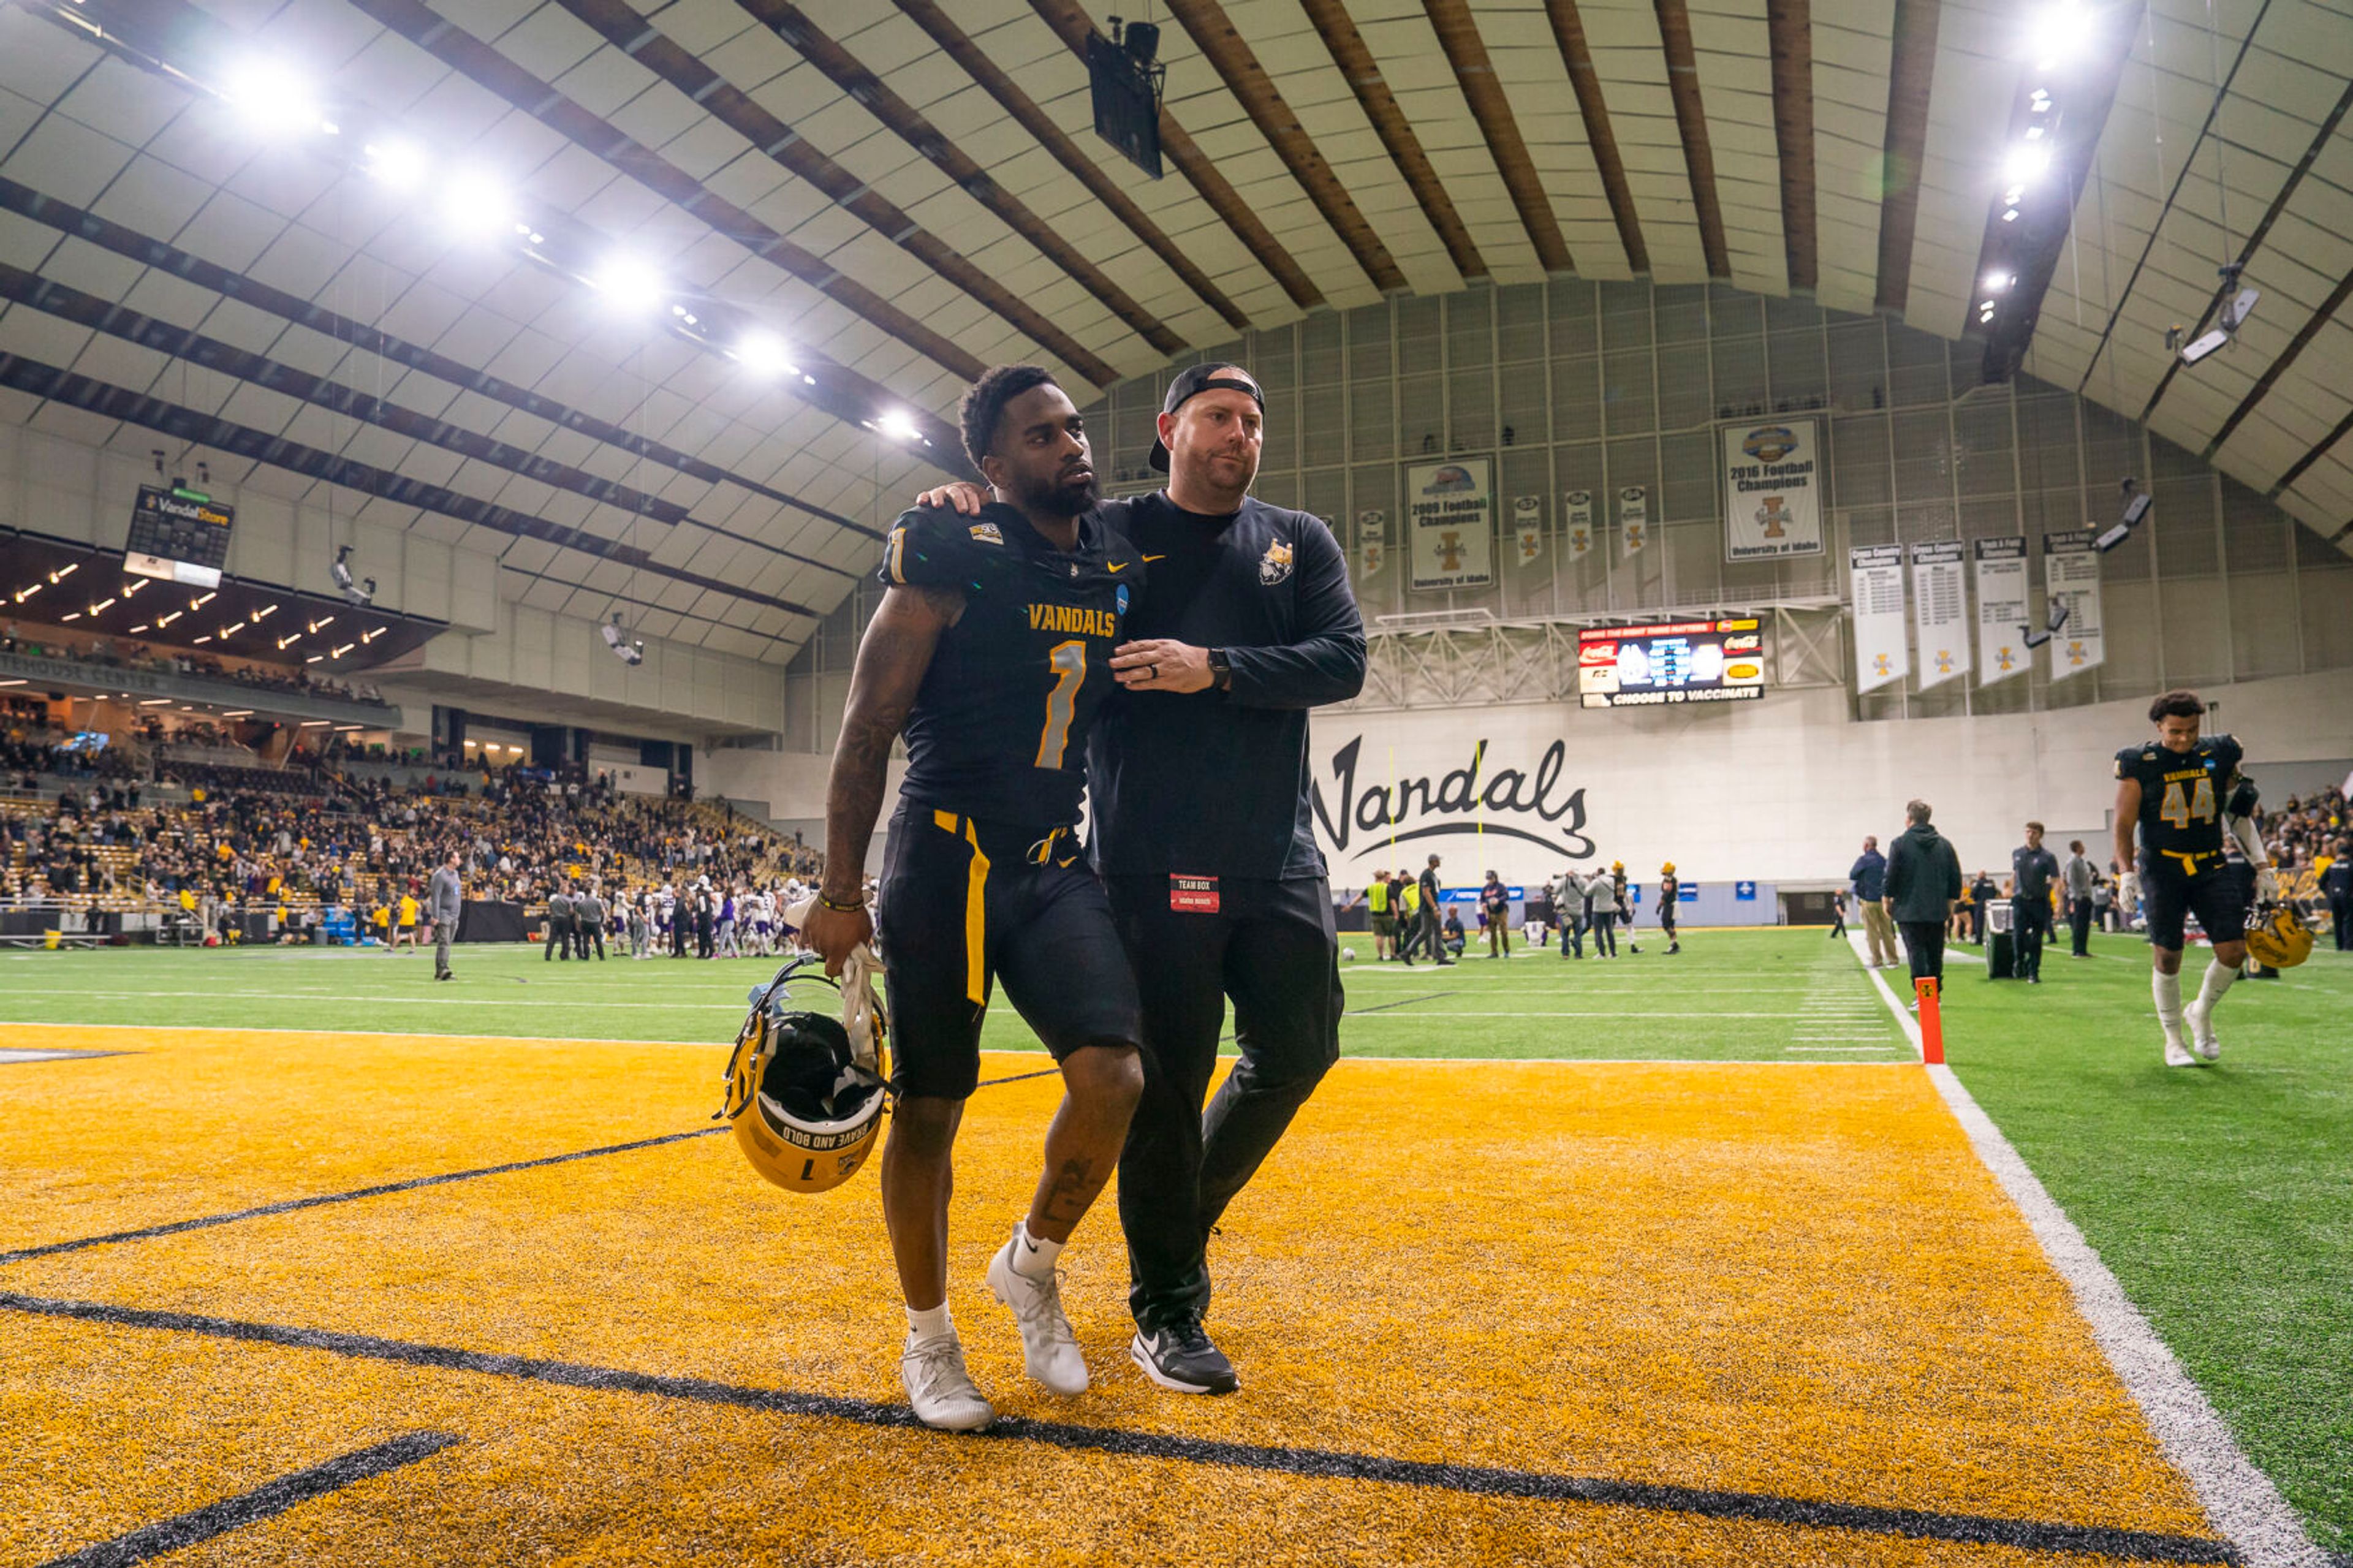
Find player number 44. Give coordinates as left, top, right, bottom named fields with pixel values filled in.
left=2159, top=776, right=2215, bottom=828
left=1035, top=640, right=1085, bottom=768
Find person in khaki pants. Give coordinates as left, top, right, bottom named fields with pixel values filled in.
left=1851, top=834, right=1898, bottom=968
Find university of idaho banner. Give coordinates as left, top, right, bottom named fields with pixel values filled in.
left=2044, top=530, right=2105, bottom=680
left=1406, top=458, right=1495, bottom=591
left=1357, top=509, right=1386, bottom=579
left=1618, top=486, right=1648, bottom=554
left=1721, top=419, right=1825, bottom=561
left=1974, top=536, right=2029, bottom=686
left=1849, top=543, right=1908, bottom=693
left=1564, top=490, right=1595, bottom=559
left=1512, top=495, right=1543, bottom=566
left=1909, top=539, right=1968, bottom=690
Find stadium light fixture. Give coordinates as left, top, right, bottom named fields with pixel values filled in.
left=51, top=563, right=77, bottom=581
left=252, top=604, right=278, bottom=619
left=191, top=633, right=210, bottom=643
left=2025, top=2, right=2095, bottom=68
left=877, top=411, right=921, bottom=444
left=330, top=642, right=355, bottom=658
left=157, top=610, right=183, bottom=626
left=91, top=597, right=115, bottom=613
left=733, top=331, right=799, bottom=378
left=191, top=591, right=215, bottom=608
left=127, top=624, right=148, bottom=634
left=220, top=58, right=328, bottom=138
left=61, top=611, right=81, bottom=622
left=2004, top=145, right=2049, bottom=186
left=438, top=169, right=512, bottom=241
left=589, top=256, right=666, bottom=312
left=362, top=138, right=431, bottom=194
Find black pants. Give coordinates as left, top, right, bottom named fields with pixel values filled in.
left=1418, top=903, right=1447, bottom=963
left=1829, top=908, right=1847, bottom=938
left=696, top=915, right=714, bottom=958
left=1591, top=911, right=1617, bottom=956
left=2333, top=896, right=2352, bottom=950
left=671, top=916, right=688, bottom=956
left=1899, top=920, right=1946, bottom=984
left=2069, top=896, right=2094, bottom=955
left=577, top=920, right=604, bottom=960
left=1107, top=874, right=1341, bottom=1333
left=2012, top=897, right=2050, bottom=978
left=544, top=918, right=572, bottom=960
left=1968, top=907, right=1985, bottom=944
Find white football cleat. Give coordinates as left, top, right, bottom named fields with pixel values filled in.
left=901, top=1334, right=996, bottom=1431
left=2163, top=1035, right=2197, bottom=1068
left=987, top=1227, right=1088, bottom=1395
left=2183, top=1002, right=2220, bottom=1062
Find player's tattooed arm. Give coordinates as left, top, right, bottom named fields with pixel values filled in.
left=2112, top=775, right=2140, bottom=879
left=819, top=584, right=964, bottom=904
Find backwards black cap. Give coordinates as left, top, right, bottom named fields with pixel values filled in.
left=1148, top=363, right=1265, bottom=472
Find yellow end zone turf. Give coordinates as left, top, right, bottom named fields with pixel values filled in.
left=2, top=1023, right=2221, bottom=1563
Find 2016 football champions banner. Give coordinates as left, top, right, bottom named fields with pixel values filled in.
left=1564, top=490, right=1595, bottom=559
left=1974, top=536, right=2029, bottom=686
left=2043, top=530, right=2105, bottom=679
left=1909, top=539, right=1968, bottom=690
left=1849, top=543, right=1908, bottom=693
left=1722, top=419, right=1824, bottom=562
left=1406, top=457, right=1495, bottom=592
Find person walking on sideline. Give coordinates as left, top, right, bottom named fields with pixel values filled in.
left=1851, top=835, right=1895, bottom=967
left=426, top=850, right=461, bottom=982
left=1885, top=800, right=1963, bottom=1007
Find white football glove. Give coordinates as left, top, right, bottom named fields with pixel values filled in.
left=841, top=943, right=885, bottom=1071
left=2254, top=866, right=2279, bottom=903
left=2117, top=871, right=2139, bottom=910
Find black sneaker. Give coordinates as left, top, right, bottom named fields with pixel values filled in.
left=1131, top=1317, right=1238, bottom=1395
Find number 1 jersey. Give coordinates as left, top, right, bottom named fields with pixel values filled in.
left=881, top=502, right=1144, bottom=829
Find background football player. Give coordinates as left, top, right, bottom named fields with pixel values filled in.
left=803, top=365, right=1146, bottom=1432
left=2114, top=689, right=2276, bottom=1066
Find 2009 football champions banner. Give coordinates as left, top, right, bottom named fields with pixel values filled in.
left=1849, top=544, right=1908, bottom=693
left=1722, top=420, right=1824, bottom=562
left=2043, top=530, right=2105, bottom=679
left=1909, top=540, right=1968, bottom=690
left=1406, top=457, right=1495, bottom=592
left=1974, top=536, right=2029, bottom=686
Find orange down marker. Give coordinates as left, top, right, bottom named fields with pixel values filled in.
left=1915, top=976, right=1945, bottom=1065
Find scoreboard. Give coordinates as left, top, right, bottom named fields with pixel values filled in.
left=124, top=485, right=233, bottom=588
left=1577, top=617, right=1765, bottom=708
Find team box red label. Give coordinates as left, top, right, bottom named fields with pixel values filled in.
left=1170, top=874, right=1220, bottom=914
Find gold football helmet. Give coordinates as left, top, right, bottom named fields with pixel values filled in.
left=719, top=951, right=890, bottom=1194
left=2242, top=904, right=2313, bottom=970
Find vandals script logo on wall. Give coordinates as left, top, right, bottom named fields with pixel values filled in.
left=1310, top=737, right=1596, bottom=860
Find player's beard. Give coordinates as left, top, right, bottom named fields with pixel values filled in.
left=1020, top=464, right=1099, bottom=518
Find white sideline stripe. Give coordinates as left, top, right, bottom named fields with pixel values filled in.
left=1844, top=934, right=2325, bottom=1567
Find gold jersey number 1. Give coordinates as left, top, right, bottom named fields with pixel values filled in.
left=1034, top=640, right=1086, bottom=768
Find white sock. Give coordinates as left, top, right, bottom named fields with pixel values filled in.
left=2152, top=970, right=2184, bottom=1039
left=906, top=1303, right=953, bottom=1344
left=2194, top=957, right=2241, bottom=1015
left=1013, top=1221, right=1064, bottom=1281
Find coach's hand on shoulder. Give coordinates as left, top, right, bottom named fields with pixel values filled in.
left=914, top=481, right=988, bottom=515
left=803, top=893, right=873, bottom=978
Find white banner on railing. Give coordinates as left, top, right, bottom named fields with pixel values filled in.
left=1909, top=539, right=1968, bottom=690
left=1618, top=486, right=1648, bottom=555
left=1564, top=490, right=1594, bottom=559
left=2044, top=529, right=2105, bottom=680
left=1849, top=543, right=1909, bottom=693
left=1974, top=536, right=2029, bottom=686
left=1512, top=494, right=1543, bottom=566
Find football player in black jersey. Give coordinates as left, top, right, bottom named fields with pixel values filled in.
left=2112, top=689, right=2275, bottom=1066
left=803, top=365, right=1147, bottom=1431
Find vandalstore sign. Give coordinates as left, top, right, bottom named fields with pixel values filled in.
left=1309, top=735, right=1596, bottom=862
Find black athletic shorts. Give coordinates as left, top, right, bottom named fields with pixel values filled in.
left=2138, top=852, right=2246, bottom=952
left=876, top=803, right=1142, bottom=1099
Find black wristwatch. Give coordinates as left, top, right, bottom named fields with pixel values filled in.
left=1207, top=648, right=1233, bottom=690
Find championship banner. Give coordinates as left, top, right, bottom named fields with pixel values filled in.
left=1564, top=490, right=1595, bottom=559
left=1618, top=486, right=1648, bottom=555
left=1357, top=509, right=1386, bottom=579
left=1849, top=543, right=1908, bottom=693
left=1406, top=458, right=1495, bottom=592
left=1909, top=539, right=1968, bottom=690
left=1722, top=419, right=1824, bottom=561
left=1974, top=536, right=2029, bottom=686
left=1511, top=495, right=1543, bottom=566
left=2043, top=529, right=2105, bottom=679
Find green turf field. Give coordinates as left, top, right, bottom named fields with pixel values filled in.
left=1933, top=934, right=2353, bottom=1559
left=2, top=924, right=2344, bottom=1553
